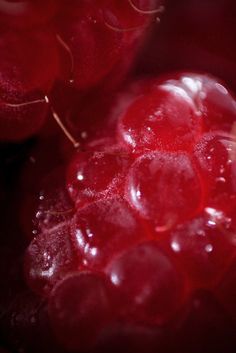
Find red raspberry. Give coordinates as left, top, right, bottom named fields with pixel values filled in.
left=117, top=75, right=203, bottom=153
left=24, top=220, right=78, bottom=297
left=66, top=150, right=132, bottom=208
left=0, top=0, right=58, bottom=29
left=194, top=132, right=236, bottom=212
left=96, top=322, right=166, bottom=353
left=117, top=73, right=236, bottom=153
left=106, top=241, right=185, bottom=325
left=167, top=214, right=236, bottom=287
left=126, top=151, right=204, bottom=229
left=48, top=272, right=113, bottom=351
left=21, top=71, right=236, bottom=352
left=57, top=0, right=163, bottom=89
left=0, top=29, right=59, bottom=141
left=20, top=165, right=73, bottom=240
left=71, top=198, right=146, bottom=270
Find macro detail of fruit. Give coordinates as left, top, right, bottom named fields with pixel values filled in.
left=0, top=0, right=162, bottom=142
left=1, top=1, right=236, bottom=353
left=20, top=71, right=236, bottom=352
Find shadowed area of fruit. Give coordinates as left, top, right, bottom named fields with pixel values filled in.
left=0, top=1, right=236, bottom=353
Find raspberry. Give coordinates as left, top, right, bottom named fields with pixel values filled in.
left=117, top=75, right=203, bottom=153
left=0, top=0, right=58, bottom=29
left=194, top=132, right=236, bottom=212
left=106, top=241, right=185, bottom=325
left=57, top=0, right=161, bottom=89
left=167, top=215, right=236, bottom=287
left=117, top=73, right=236, bottom=153
left=71, top=198, right=146, bottom=270
left=48, top=272, right=113, bottom=351
left=17, top=70, right=236, bottom=351
left=126, top=152, right=204, bottom=229
left=31, top=169, right=72, bottom=233
left=0, top=0, right=235, bottom=350
left=0, top=29, right=59, bottom=141
left=96, top=322, right=166, bottom=353
left=66, top=150, right=132, bottom=208
left=24, top=220, right=78, bottom=297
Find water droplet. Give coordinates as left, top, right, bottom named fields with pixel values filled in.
left=205, top=244, right=213, bottom=253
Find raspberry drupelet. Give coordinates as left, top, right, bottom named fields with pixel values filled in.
left=22, top=71, right=236, bottom=352
left=0, top=0, right=163, bottom=142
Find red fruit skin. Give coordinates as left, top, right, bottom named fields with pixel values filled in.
left=0, top=0, right=58, bottom=29
left=117, top=75, right=203, bottom=153
left=0, top=95, right=48, bottom=141
left=166, top=215, right=236, bottom=288
left=57, top=0, right=162, bottom=90
left=0, top=29, right=59, bottom=141
left=96, top=322, right=167, bottom=353
left=19, top=134, right=73, bottom=241
left=66, top=150, right=132, bottom=208
left=106, top=241, right=186, bottom=325
left=57, top=0, right=122, bottom=89
left=24, top=220, right=78, bottom=297
left=71, top=198, right=146, bottom=270
left=20, top=165, right=74, bottom=240
left=13, top=68, right=236, bottom=352
left=48, top=272, right=113, bottom=352
left=23, top=168, right=77, bottom=296
left=126, top=152, right=204, bottom=230
left=117, top=72, right=236, bottom=154
left=194, top=132, right=236, bottom=213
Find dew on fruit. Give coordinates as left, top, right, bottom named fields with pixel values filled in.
left=204, top=207, right=230, bottom=227
left=205, top=244, right=213, bottom=253
left=118, top=74, right=203, bottom=152
left=2, top=2, right=236, bottom=351
left=171, top=240, right=181, bottom=253
left=71, top=198, right=146, bottom=270
left=126, top=152, right=203, bottom=228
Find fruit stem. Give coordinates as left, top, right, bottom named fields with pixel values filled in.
left=45, top=96, right=80, bottom=149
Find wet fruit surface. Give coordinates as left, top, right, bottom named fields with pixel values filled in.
left=18, top=70, right=236, bottom=352
left=1, top=1, right=236, bottom=353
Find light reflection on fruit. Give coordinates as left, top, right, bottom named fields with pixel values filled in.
left=0, top=1, right=236, bottom=353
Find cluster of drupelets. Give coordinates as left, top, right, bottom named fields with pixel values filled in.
left=0, top=1, right=236, bottom=353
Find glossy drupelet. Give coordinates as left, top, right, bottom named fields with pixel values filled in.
left=22, top=72, right=236, bottom=352
left=0, top=0, right=162, bottom=142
